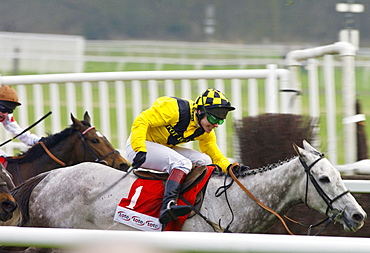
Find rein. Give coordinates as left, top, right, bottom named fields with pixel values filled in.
left=39, top=141, right=65, bottom=166
left=179, top=195, right=227, bottom=233
left=228, top=163, right=295, bottom=235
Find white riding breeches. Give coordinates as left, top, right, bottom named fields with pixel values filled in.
left=126, top=138, right=212, bottom=174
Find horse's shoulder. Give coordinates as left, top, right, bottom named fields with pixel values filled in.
left=11, top=172, right=50, bottom=226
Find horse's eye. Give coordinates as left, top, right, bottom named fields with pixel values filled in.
left=91, top=139, right=100, bottom=144
left=319, top=176, right=330, bottom=183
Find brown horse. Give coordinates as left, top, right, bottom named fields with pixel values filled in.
left=0, top=163, right=17, bottom=222
left=4, top=112, right=130, bottom=186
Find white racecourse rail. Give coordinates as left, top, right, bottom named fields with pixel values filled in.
left=0, top=67, right=291, bottom=160
left=0, top=226, right=370, bottom=252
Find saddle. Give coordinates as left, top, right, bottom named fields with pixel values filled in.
left=115, top=165, right=217, bottom=231
left=134, top=166, right=208, bottom=191
left=133, top=165, right=211, bottom=217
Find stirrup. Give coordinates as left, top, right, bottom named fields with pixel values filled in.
left=166, top=200, right=176, bottom=209
left=159, top=204, right=192, bottom=224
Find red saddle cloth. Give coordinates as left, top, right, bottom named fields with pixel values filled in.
left=0, top=157, right=6, bottom=167
left=117, top=165, right=215, bottom=231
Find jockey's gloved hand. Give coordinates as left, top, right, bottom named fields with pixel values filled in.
left=228, top=163, right=249, bottom=177
left=132, top=151, right=147, bottom=169
left=240, top=165, right=249, bottom=172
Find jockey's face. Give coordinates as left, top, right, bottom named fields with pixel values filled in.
left=0, top=111, right=9, bottom=121
left=0, top=105, right=13, bottom=121
left=198, top=110, right=219, bottom=133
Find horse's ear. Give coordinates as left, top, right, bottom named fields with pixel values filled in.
left=84, top=111, right=91, bottom=123
left=293, top=142, right=308, bottom=158
left=71, top=113, right=83, bottom=128
left=293, top=143, right=301, bottom=156
left=302, top=140, right=319, bottom=153
left=293, top=142, right=312, bottom=162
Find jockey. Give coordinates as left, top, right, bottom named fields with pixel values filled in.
left=126, top=88, right=247, bottom=225
left=0, top=85, right=41, bottom=157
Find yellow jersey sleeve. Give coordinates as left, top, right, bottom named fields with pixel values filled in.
left=130, top=97, right=179, bottom=152
left=198, top=131, right=231, bottom=173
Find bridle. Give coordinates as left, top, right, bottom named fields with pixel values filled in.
left=40, top=126, right=120, bottom=167
left=299, top=153, right=350, bottom=216
left=294, top=153, right=350, bottom=235
left=76, top=126, right=120, bottom=167
left=226, top=153, right=350, bottom=235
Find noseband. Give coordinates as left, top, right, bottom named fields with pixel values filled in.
left=77, top=126, right=120, bottom=167
left=299, top=153, right=350, bottom=216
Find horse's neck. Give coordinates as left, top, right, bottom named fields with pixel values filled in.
left=44, top=140, right=77, bottom=165
left=39, top=136, right=82, bottom=166
left=8, top=141, right=75, bottom=185
left=236, top=158, right=304, bottom=212
left=204, top=158, right=304, bottom=233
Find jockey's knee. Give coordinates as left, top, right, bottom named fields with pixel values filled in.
left=170, top=158, right=192, bottom=175
left=193, top=153, right=212, bottom=167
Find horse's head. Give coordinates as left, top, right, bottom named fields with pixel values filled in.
left=0, top=164, right=17, bottom=222
left=294, top=140, right=367, bottom=232
left=71, top=111, right=130, bottom=171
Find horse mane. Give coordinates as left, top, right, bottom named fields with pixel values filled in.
left=243, top=157, right=296, bottom=176
left=214, top=156, right=297, bottom=178
left=6, top=120, right=91, bottom=164
left=11, top=171, right=50, bottom=226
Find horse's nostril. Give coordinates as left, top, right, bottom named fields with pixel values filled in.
left=353, top=213, right=364, bottom=222
left=2, top=200, right=17, bottom=213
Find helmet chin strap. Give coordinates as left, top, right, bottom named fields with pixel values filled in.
left=197, top=90, right=209, bottom=120
left=195, top=109, right=204, bottom=127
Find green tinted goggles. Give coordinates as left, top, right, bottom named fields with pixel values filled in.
left=207, top=113, right=224, bottom=125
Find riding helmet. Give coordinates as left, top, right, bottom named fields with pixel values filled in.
left=195, top=88, right=235, bottom=119
left=0, top=85, right=21, bottom=110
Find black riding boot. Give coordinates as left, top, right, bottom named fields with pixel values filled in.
left=159, top=168, right=191, bottom=224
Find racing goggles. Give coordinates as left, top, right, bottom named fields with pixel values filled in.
left=0, top=105, right=13, bottom=114
left=207, top=113, right=224, bottom=125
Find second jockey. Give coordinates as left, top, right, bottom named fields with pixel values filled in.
left=0, top=85, right=41, bottom=157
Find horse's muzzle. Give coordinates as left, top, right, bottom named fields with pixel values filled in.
left=118, top=162, right=130, bottom=172
left=0, top=200, right=17, bottom=221
left=341, top=210, right=367, bottom=232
